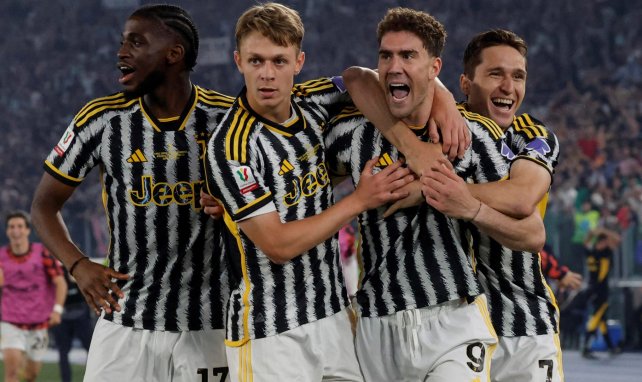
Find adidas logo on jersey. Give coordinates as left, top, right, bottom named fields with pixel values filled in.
left=278, top=159, right=295, bottom=175
left=127, top=149, right=148, bottom=163
left=377, top=153, right=393, bottom=168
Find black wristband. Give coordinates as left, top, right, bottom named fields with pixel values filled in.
left=69, top=257, right=89, bottom=277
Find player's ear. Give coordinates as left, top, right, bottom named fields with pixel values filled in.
left=167, top=43, right=185, bottom=66
left=294, top=51, right=305, bottom=75
left=429, top=57, right=442, bottom=79
left=459, top=73, right=471, bottom=96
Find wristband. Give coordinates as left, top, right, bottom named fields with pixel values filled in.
left=69, top=256, right=89, bottom=277
left=53, top=304, right=64, bottom=315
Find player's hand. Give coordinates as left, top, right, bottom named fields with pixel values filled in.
left=353, top=157, right=414, bottom=211
left=200, top=190, right=224, bottom=219
left=48, top=311, right=62, bottom=327
left=421, top=158, right=479, bottom=220
left=383, top=180, right=424, bottom=217
left=428, top=103, right=470, bottom=160
left=403, top=140, right=445, bottom=177
left=73, top=259, right=130, bottom=315
left=559, top=271, right=583, bottom=292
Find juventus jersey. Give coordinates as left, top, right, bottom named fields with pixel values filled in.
left=204, top=78, right=350, bottom=345
left=461, top=105, right=561, bottom=337
left=324, top=106, right=511, bottom=318
left=44, top=85, right=233, bottom=332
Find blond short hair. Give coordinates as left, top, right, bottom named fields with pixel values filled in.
left=235, top=2, right=304, bottom=51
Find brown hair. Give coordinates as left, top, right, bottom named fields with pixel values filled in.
left=235, top=2, right=304, bottom=51
left=377, top=7, right=446, bottom=57
left=463, top=29, right=528, bottom=78
left=5, top=210, right=30, bottom=228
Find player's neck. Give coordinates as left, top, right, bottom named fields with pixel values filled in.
left=144, top=76, right=193, bottom=119
left=9, top=240, right=29, bottom=256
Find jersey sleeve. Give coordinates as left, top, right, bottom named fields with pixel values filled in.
left=324, top=105, right=364, bottom=179
left=509, top=113, right=560, bottom=178
left=293, top=77, right=351, bottom=122
left=44, top=94, right=130, bottom=186
left=204, top=102, right=276, bottom=222
left=453, top=109, right=511, bottom=183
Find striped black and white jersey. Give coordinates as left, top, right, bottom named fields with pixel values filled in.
left=509, top=113, right=559, bottom=172
left=44, top=85, right=233, bottom=332
left=204, top=78, right=351, bottom=345
left=324, top=106, right=512, bottom=318
left=461, top=105, right=561, bottom=337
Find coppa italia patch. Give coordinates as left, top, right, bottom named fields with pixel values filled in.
left=234, top=165, right=258, bottom=194
left=54, top=125, right=75, bottom=156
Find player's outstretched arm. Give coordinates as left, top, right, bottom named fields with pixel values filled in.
left=421, top=158, right=545, bottom=253
left=468, top=159, right=551, bottom=219
left=31, top=173, right=129, bottom=315
left=239, top=158, right=414, bottom=264
left=342, top=67, right=443, bottom=175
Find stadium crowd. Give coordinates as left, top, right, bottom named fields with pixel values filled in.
left=1, top=0, right=642, bottom=342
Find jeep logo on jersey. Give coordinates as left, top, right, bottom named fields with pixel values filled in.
left=283, top=163, right=330, bottom=207
left=233, top=165, right=258, bottom=194
left=128, top=175, right=204, bottom=210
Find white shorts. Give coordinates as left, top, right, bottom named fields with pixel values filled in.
left=226, top=308, right=362, bottom=382
left=84, top=318, right=229, bottom=382
left=355, top=295, right=498, bottom=382
left=0, top=322, right=49, bottom=362
left=491, top=334, right=564, bottom=382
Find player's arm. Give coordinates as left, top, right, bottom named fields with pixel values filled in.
left=467, top=159, right=551, bottom=219
left=422, top=158, right=545, bottom=252
left=341, top=67, right=468, bottom=172
left=0, top=267, right=4, bottom=287
left=49, top=273, right=67, bottom=326
left=239, top=158, right=413, bottom=264
left=31, top=173, right=129, bottom=315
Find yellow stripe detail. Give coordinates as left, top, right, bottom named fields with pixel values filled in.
left=522, top=114, right=547, bottom=137
left=76, top=98, right=138, bottom=127
left=177, top=86, right=200, bottom=131
left=234, top=192, right=272, bottom=216
left=553, top=333, right=565, bottom=381
left=44, top=161, right=83, bottom=183
left=74, top=93, right=126, bottom=121
left=221, top=208, right=252, bottom=348
left=283, top=159, right=294, bottom=171
left=473, top=295, right=497, bottom=381
left=157, top=116, right=180, bottom=122
left=225, top=108, right=243, bottom=161
left=262, top=123, right=293, bottom=137
left=100, top=167, right=113, bottom=260
left=241, top=116, right=256, bottom=163
left=598, top=258, right=610, bottom=282
left=458, top=107, right=504, bottom=139
left=586, top=303, right=609, bottom=332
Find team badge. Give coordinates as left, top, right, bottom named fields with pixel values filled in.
left=54, top=125, right=75, bottom=156
left=234, top=165, right=259, bottom=194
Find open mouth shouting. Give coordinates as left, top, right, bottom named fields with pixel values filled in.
left=118, top=63, right=135, bottom=84
left=389, top=82, right=410, bottom=102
